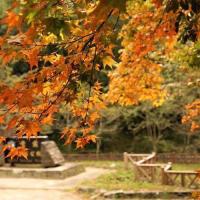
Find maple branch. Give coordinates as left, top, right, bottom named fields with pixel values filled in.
left=0, top=103, right=17, bottom=116
left=96, top=9, right=114, bottom=32
left=80, top=9, right=114, bottom=125
left=29, top=32, right=97, bottom=49
left=113, top=11, right=120, bottom=31
left=25, top=9, right=114, bottom=52
left=38, top=73, right=73, bottom=121
left=82, top=45, right=97, bottom=126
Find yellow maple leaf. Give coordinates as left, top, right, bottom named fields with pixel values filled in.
left=41, top=33, right=57, bottom=45
left=102, top=56, right=118, bottom=68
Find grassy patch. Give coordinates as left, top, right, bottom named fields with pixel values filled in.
left=80, top=160, right=200, bottom=171
left=82, top=167, right=178, bottom=191
left=80, top=160, right=123, bottom=169
left=173, top=164, right=200, bottom=171
left=79, top=161, right=200, bottom=191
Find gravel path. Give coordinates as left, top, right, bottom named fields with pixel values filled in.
left=0, top=167, right=111, bottom=200
left=0, top=189, right=80, bottom=200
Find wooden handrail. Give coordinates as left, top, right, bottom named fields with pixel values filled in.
left=164, top=162, right=172, bottom=172
left=166, top=170, right=198, bottom=174
left=139, top=163, right=166, bottom=167
left=137, top=152, right=156, bottom=165
left=128, top=154, right=151, bottom=157
left=123, top=152, right=200, bottom=188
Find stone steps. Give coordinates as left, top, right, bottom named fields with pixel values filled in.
left=0, top=162, right=85, bottom=179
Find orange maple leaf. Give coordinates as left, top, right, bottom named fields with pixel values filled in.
left=7, top=116, right=20, bottom=130
left=76, top=137, right=88, bottom=149
left=75, top=135, right=97, bottom=148
left=0, top=116, right=5, bottom=124
left=0, top=136, right=6, bottom=144
left=86, top=135, right=97, bottom=143
left=0, top=37, right=4, bottom=46
left=0, top=11, right=21, bottom=28
left=18, top=90, right=33, bottom=109
left=0, top=51, right=17, bottom=64
left=22, top=48, right=40, bottom=69
left=6, top=146, right=28, bottom=160
left=41, top=114, right=53, bottom=125
left=18, top=121, right=40, bottom=138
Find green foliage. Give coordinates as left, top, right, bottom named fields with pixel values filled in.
left=94, top=64, right=200, bottom=153
left=97, top=101, right=186, bottom=153
left=0, top=1, right=11, bottom=17
left=171, top=42, right=200, bottom=69
left=186, top=42, right=200, bottom=69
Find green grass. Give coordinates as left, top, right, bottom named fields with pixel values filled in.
left=79, top=161, right=200, bottom=191
left=80, top=160, right=123, bottom=170
left=80, top=160, right=200, bottom=171
left=83, top=168, right=179, bottom=191
left=173, top=164, right=200, bottom=171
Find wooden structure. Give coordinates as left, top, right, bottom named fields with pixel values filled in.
left=63, top=153, right=200, bottom=163
left=3, top=136, right=65, bottom=168
left=124, top=152, right=199, bottom=188
left=5, top=136, right=48, bottom=164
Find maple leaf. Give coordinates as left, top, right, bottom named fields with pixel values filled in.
left=86, top=135, right=97, bottom=143
left=22, top=48, right=40, bottom=69
left=89, top=0, right=127, bottom=16
left=75, top=137, right=88, bottom=149
left=6, top=147, right=28, bottom=160
left=42, top=33, right=57, bottom=45
left=7, top=116, right=20, bottom=130
left=0, top=116, right=5, bottom=124
left=182, top=99, right=200, bottom=132
left=89, top=112, right=100, bottom=123
left=41, top=114, right=53, bottom=125
left=18, top=90, right=33, bottom=109
left=0, top=37, right=4, bottom=46
left=0, top=51, right=17, bottom=65
left=0, top=136, right=6, bottom=144
left=0, top=11, right=21, bottom=28
left=152, top=0, right=163, bottom=8
left=102, top=56, right=118, bottom=68
left=1, top=144, right=10, bottom=153
left=18, top=121, right=41, bottom=139
left=16, top=147, right=28, bottom=160
left=61, top=127, right=77, bottom=145
left=75, top=135, right=97, bottom=148
left=24, top=121, right=40, bottom=138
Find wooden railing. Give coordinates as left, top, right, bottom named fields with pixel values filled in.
left=124, top=152, right=200, bottom=188
left=63, top=153, right=200, bottom=163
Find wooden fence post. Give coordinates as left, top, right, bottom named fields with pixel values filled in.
left=124, top=152, right=128, bottom=169
left=151, top=166, right=156, bottom=182
left=134, top=164, right=139, bottom=181
left=181, top=174, right=186, bottom=187
left=161, top=167, right=167, bottom=185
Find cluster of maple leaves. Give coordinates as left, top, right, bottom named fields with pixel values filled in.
left=0, top=0, right=120, bottom=159
left=182, top=99, right=200, bottom=132
left=0, top=0, right=199, bottom=159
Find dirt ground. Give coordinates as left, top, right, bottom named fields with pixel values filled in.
left=0, top=167, right=110, bottom=200
left=0, top=189, right=81, bottom=200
